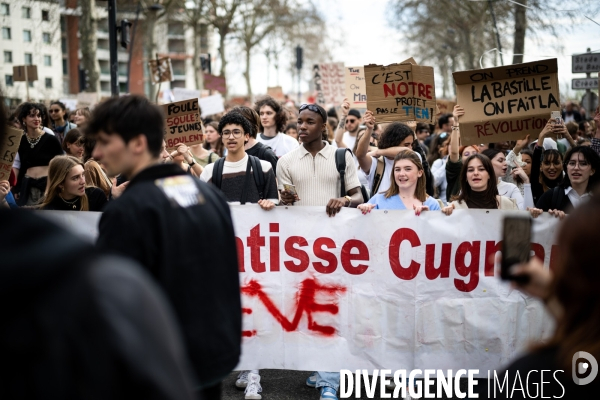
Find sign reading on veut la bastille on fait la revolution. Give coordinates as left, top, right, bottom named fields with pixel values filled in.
left=41, top=207, right=557, bottom=374
left=453, top=59, right=560, bottom=145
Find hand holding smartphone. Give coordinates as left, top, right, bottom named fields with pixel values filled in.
left=501, top=216, right=532, bottom=284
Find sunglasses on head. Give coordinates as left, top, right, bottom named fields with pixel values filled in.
left=299, top=104, right=326, bottom=122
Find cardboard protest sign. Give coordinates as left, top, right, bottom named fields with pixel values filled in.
left=13, top=65, right=38, bottom=82
left=364, top=59, right=436, bottom=124
left=204, top=74, right=227, bottom=93
left=267, top=86, right=285, bottom=101
left=453, top=59, right=560, bottom=145
left=313, top=63, right=345, bottom=105
left=436, top=100, right=456, bottom=117
left=76, top=92, right=98, bottom=109
left=198, top=94, right=225, bottom=118
left=345, top=66, right=367, bottom=108
left=1, top=126, right=23, bottom=181
left=173, top=88, right=200, bottom=102
left=148, top=57, right=173, bottom=84
left=161, top=98, right=204, bottom=149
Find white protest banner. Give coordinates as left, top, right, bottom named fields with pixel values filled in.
left=173, top=88, right=201, bottom=102
left=199, top=93, right=225, bottom=117
left=364, top=58, right=436, bottom=124
left=41, top=207, right=557, bottom=374
left=59, top=98, right=78, bottom=112
left=161, top=98, right=204, bottom=149
left=345, top=66, right=367, bottom=108
left=313, top=63, right=345, bottom=105
left=76, top=92, right=99, bottom=109
left=453, top=59, right=560, bottom=145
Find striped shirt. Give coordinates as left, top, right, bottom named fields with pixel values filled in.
left=276, top=142, right=361, bottom=206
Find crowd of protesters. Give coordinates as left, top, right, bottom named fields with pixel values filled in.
left=1, top=91, right=600, bottom=400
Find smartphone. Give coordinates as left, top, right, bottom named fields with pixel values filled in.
left=501, top=216, right=532, bottom=283
left=551, top=111, right=562, bottom=125
left=283, top=184, right=297, bottom=196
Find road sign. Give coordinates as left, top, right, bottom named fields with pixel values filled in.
left=572, top=53, right=600, bottom=74
left=572, top=77, right=599, bottom=90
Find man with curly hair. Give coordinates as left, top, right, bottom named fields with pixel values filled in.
left=254, top=96, right=299, bottom=158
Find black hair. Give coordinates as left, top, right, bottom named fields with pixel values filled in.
left=62, top=128, right=84, bottom=153
left=377, top=122, right=414, bottom=150
left=482, top=148, right=502, bottom=161
left=254, top=96, right=287, bottom=133
left=51, top=101, right=67, bottom=111
left=327, top=107, right=338, bottom=118
left=561, top=146, right=600, bottom=192
left=17, top=102, right=44, bottom=129
left=218, top=112, right=252, bottom=137
left=438, top=113, right=453, bottom=129
left=37, top=103, right=50, bottom=127
left=84, top=95, right=165, bottom=158
left=415, top=122, right=430, bottom=133
left=231, top=106, right=261, bottom=138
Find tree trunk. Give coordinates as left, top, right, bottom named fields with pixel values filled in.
left=512, top=0, right=527, bottom=64
left=218, top=30, right=228, bottom=96
left=145, top=12, right=158, bottom=101
left=243, top=46, right=252, bottom=99
left=80, top=0, right=100, bottom=93
left=192, top=22, right=204, bottom=91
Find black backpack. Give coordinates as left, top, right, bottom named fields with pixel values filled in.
left=211, top=155, right=266, bottom=203
left=335, top=148, right=370, bottom=202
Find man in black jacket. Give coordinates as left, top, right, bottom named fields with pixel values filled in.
left=87, top=95, right=242, bottom=399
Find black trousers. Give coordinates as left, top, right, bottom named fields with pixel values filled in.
left=199, top=381, right=222, bottom=400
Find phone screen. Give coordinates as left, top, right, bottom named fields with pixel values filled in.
left=501, top=216, right=532, bottom=282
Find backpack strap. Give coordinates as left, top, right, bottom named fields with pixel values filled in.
left=335, top=148, right=351, bottom=198
left=248, top=155, right=266, bottom=200
left=372, top=157, right=385, bottom=195
left=211, top=157, right=226, bottom=189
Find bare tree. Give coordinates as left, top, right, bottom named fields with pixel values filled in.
left=208, top=0, right=242, bottom=96
left=180, top=0, right=209, bottom=91
left=80, top=0, right=101, bottom=93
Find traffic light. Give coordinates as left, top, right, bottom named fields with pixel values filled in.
left=296, top=45, right=303, bottom=71
left=119, top=19, right=132, bottom=49
left=200, top=54, right=211, bottom=74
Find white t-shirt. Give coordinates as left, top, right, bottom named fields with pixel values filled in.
left=364, top=156, right=395, bottom=196
left=331, top=131, right=358, bottom=151
left=256, top=132, right=299, bottom=158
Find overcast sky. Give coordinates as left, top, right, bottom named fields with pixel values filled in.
left=225, top=0, right=599, bottom=102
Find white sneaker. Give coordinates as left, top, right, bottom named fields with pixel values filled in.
left=236, top=370, right=250, bottom=388
left=244, top=372, right=262, bottom=399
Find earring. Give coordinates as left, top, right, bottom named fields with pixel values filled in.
left=60, top=186, right=64, bottom=192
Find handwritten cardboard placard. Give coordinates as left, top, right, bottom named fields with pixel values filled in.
left=267, top=86, right=285, bottom=101
left=1, top=126, right=23, bottom=181
left=161, top=99, right=204, bottom=149
left=313, top=63, right=345, bottom=105
left=13, top=65, right=38, bottom=82
left=364, top=59, right=436, bottom=124
left=148, top=57, right=173, bottom=84
left=453, top=59, right=560, bottom=145
left=199, top=94, right=225, bottom=118
left=76, top=92, right=98, bottom=109
left=204, top=74, right=227, bottom=93
left=345, top=66, right=367, bottom=108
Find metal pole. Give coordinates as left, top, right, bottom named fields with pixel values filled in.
left=108, top=0, right=119, bottom=97
left=488, top=0, right=504, bottom=66
left=586, top=48, right=592, bottom=117
left=24, top=66, right=30, bottom=101
left=297, top=71, right=300, bottom=104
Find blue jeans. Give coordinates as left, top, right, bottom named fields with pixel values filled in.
left=316, top=371, right=339, bottom=391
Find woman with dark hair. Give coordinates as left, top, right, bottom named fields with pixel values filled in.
left=254, top=95, right=298, bottom=157
left=534, top=145, right=599, bottom=216
left=13, top=102, right=64, bottom=206
left=441, top=154, right=519, bottom=215
left=62, top=128, right=85, bottom=159
left=49, top=101, right=77, bottom=143
left=38, top=155, right=107, bottom=211
left=482, top=148, right=530, bottom=209
left=284, top=122, right=298, bottom=141
left=429, top=131, right=450, bottom=203
left=530, top=121, right=565, bottom=204
left=358, top=149, right=440, bottom=215
left=203, top=121, right=225, bottom=157
left=496, top=191, right=600, bottom=398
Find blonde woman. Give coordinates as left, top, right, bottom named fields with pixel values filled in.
left=39, top=155, right=107, bottom=211
left=358, top=149, right=440, bottom=215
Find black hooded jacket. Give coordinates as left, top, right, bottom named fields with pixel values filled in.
left=96, top=163, right=242, bottom=388
left=0, top=209, right=197, bottom=400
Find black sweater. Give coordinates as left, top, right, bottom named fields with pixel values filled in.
left=42, top=187, right=108, bottom=211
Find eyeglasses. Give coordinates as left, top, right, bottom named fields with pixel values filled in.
left=346, top=119, right=358, bottom=124
left=567, top=160, right=590, bottom=168
left=299, top=104, right=326, bottom=122
left=221, top=129, right=244, bottom=138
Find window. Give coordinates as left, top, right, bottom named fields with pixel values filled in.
left=60, top=17, right=66, bottom=32
left=45, top=78, right=52, bottom=88
left=44, top=55, right=51, bottom=66
left=42, top=10, right=49, bottom=21
left=2, top=27, right=11, bottom=40
left=62, top=58, right=68, bottom=75
left=24, top=53, right=32, bottom=65
left=23, top=30, right=31, bottom=42
left=0, top=3, right=9, bottom=16
left=22, top=6, right=31, bottom=19
left=5, top=75, right=13, bottom=87
left=3, top=51, right=11, bottom=63
left=61, top=38, right=67, bottom=53
left=43, top=32, right=50, bottom=44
